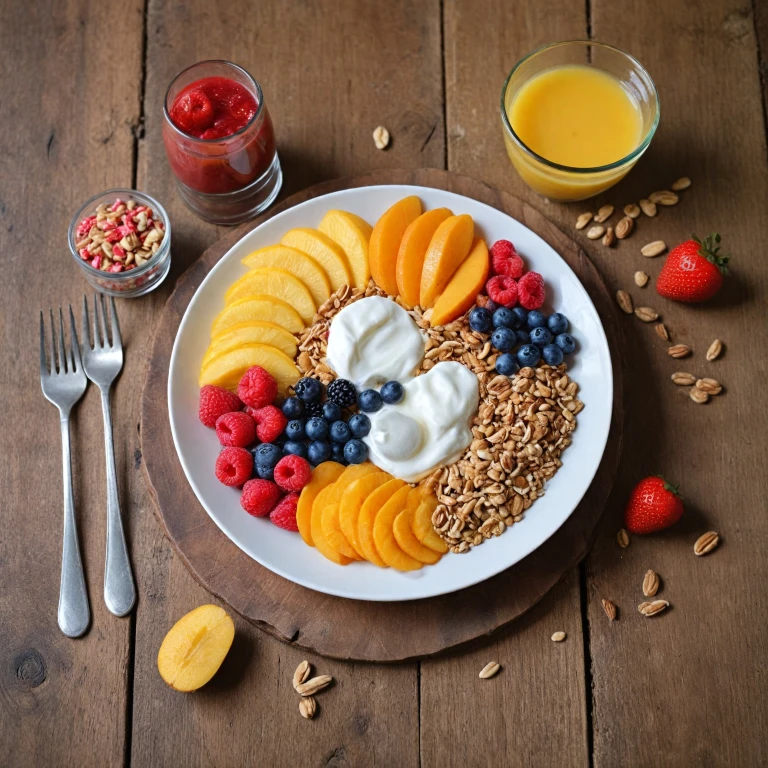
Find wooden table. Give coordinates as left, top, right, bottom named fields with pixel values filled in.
left=2, top=1, right=766, bottom=765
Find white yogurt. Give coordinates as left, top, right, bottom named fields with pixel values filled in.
left=325, top=297, right=479, bottom=482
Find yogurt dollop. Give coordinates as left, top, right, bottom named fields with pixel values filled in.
left=326, top=297, right=479, bottom=482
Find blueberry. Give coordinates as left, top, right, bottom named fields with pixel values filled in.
left=252, top=442, right=282, bottom=469
left=281, top=396, right=304, bottom=419
left=555, top=332, right=576, bottom=354
left=512, top=307, right=529, bottom=327
left=515, top=329, right=530, bottom=346
left=343, top=439, right=369, bottom=465
left=380, top=381, right=404, bottom=404
left=305, top=416, right=330, bottom=441
left=254, top=463, right=275, bottom=481
left=294, top=376, right=324, bottom=403
left=468, top=306, right=493, bottom=334
left=492, top=307, right=518, bottom=329
left=330, top=420, right=352, bottom=444
left=547, top=312, right=569, bottom=335
left=322, top=401, right=342, bottom=423
left=529, top=326, right=553, bottom=348
left=307, top=440, right=333, bottom=466
left=516, top=344, right=541, bottom=368
left=348, top=413, right=371, bottom=438
left=282, top=440, right=308, bottom=459
left=284, top=419, right=306, bottom=441
left=331, top=443, right=347, bottom=464
left=491, top=326, right=516, bottom=352
left=495, top=353, right=519, bottom=377
left=542, top=343, right=564, bottom=366
left=526, top=310, right=547, bottom=329
left=358, top=389, right=383, bottom=413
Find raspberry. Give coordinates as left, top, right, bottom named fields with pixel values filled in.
left=215, top=447, right=253, bottom=487
left=215, top=411, right=256, bottom=447
left=518, top=271, right=546, bottom=310
left=269, top=492, right=300, bottom=531
left=199, top=385, right=243, bottom=428
left=490, top=240, right=524, bottom=278
left=273, top=455, right=312, bottom=492
left=172, top=88, right=215, bottom=133
left=240, top=478, right=282, bottom=518
left=485, top=275, right=518, bottom=308
left=238, top=366, right=278, bottom=409
left=248, top=404, right=287, bottom=443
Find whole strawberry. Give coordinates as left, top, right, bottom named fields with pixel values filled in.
left=624, top=476, right=684, bottom=534
left=656, top=233, right=729, bottom=303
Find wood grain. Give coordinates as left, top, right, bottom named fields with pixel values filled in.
left=0, top=1, right=143, bottom=765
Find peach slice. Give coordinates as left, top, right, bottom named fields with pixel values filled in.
left=419, top=214, right=474, bottom=308
left=395, top=207, right=452, bottom=307
left=369, top=196, right=422, bottom=296
left=157, top=605, right=235, bottom=692
left=241, top=245, right=331, bottom=306
left=224, top=267, right=317, bottom=325
left=393, top=509, right=442, bottom=565
left=357, top=478, right=407, bottom=566
left=318, top=210, right=373, bottom=289
left=280, top=228, right=352, bottom=292
left=411, top=494, right=449, bottom=554
left=373, top=485, right=422, bottom=571
left=211, top=296, right=304, bottom=337
left=339, top=471, right=391, bottom=559
left=202, top=321, right=298, bottom=367
left=430, top=237, right=489, bottom=326
left=321, top=503, right=363, bottom=560
left=312, top=504, right=352, bottom=565
left=198, top=344, right=300, bottom=393
left=297, top=461, right=345, bottom=546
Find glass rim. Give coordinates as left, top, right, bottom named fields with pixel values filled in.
left=500, top=40, right=660, bottom=175
left=162, top=59, right=265, bottom=145
left=68, top=188, right=171, bottom=279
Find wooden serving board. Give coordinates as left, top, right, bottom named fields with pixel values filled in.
left=140, top=169, right=624, bottom=662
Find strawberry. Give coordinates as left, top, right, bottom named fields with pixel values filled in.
left=624, top=476, right=684, bottom=534
left=656, top=233, right=729, bottom=303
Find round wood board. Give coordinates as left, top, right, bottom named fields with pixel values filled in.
left=141, top=169, right=624, bottom=662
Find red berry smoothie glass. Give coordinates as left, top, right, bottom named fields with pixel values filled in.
left=163, top=61, right=282, bottom=225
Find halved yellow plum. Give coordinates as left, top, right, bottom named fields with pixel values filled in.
left=224, top=267, right=316, bottom=325
left=211, top=296, right=304, bottom=337
left=198, top=344, right=300, bottom=393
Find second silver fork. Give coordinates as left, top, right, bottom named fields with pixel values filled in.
left=82, top=294, right=136, bottom=617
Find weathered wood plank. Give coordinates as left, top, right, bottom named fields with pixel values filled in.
left=0, top=1, right=143, bottom=766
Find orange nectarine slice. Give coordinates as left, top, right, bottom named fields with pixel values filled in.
left=369, top=196, right=422, bottom=295
left=411, top=494, right=449, bottom=554
left=357, top=478, right=406, bottom=566
left=373, top=485, right=422, bottom=571
left=339, top=471, right=391, bottom=559
left=419, top=214, right=474, bottom=308
left=430, top=238, right=489, bottom=326
left=321, top=503, right=363, bottom=560
left=224, top=267, right=317, bottom=325
left=297, top=461, right=345, bottom=546
left=393, top=509, right=442, bottom=565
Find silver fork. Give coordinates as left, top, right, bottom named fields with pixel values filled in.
left=82, top=294, right=136, bottom=617
left=40, top=307, right=91, bottom=637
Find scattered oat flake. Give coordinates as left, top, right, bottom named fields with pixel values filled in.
left=601, top=599, right=617, bottom=621
left=642, top=569, right=660, bottom=597
left=373, top=125, right=390, bottom=150
left=479, top=661, right=501, bottom=679
left=706, top=339, right=723, bottom=361
left=299, top=696, right=317, bottom=720
left=638, top=600, right=669, bottom=617
left=694, top=531, right=720, bottom=556
left=671, top=176, right=691, bottom=191
left=617, top=528, right=630, bottom=548
left=551, top=631, right=567, bottom=642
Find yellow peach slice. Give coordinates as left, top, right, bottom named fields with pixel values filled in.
left=339, top=471, right=391, bottom=559
left=241, top=245, right=331, bottom=306
left=318, top=210, right=373, bottom=289
left=395, top=208, right=452, bottom=307
left=297, top=461, right=345, bottom=546
left=430, top=237, right=489, bottom=326
left=393, top=509, right=442, bottom=565
left=373, top=485, right=422, bottom=571
left=224, top=267, right=316, bottom=325
left=419, top=214, right=474, bottom=308
left=321, top=503, right=363, bottom=560
left=357, top=478, right=407, bottom=566
left=198, top=344, right=300, bottom=394
left=280, top=228, right=352, bottom=292
left=202, top=322, right=298, bottom=367
left=211, top=296, right=304, bottom=337
left=369, top=196, right=422, bottom=296
left=157, top=605, right=235, bottom=692
left=412, top=494, right=449, bottom=554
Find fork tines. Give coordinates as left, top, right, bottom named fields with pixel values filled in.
left=82, top=293, right=122, bottom=351
left=40, top=306, right=82, bottom=377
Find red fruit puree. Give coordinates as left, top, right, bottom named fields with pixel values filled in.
left=164, top=76, right=276, bottom=195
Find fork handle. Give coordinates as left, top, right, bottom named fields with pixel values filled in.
left=100, top=387, right=136, bottom=616
left=58, top=416, right=90, bottom=637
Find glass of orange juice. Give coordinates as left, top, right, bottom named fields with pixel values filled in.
left=500, top=41, right=659, bottom=202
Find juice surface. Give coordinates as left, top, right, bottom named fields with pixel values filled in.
left=509, top=65, right=643, bottom=168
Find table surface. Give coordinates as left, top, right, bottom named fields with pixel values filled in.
left=2, top=1, right=766, bottom=766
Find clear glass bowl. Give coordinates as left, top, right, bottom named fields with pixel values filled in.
left=500, top=41, right=660, bottom=202
left=68, top=189, right=171, bottom=298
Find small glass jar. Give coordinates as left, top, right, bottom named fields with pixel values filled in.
left=162, top=60, right=282, bottom=225
left=500, top=41, right=659, bottom=202
left=68, top=189, right=171, bottom=298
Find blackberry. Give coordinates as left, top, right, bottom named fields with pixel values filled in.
left=303, top=401, right=323, bottom=418
left=327, top=378, right=357, bottom=408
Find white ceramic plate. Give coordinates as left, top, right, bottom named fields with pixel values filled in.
left=168, top=185, right=613, bottom=601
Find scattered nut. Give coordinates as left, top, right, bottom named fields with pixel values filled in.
left=694, top=531, right=720, bottom=556
left=671, top=177, right=692, bottom=191
left=602, top=227, right=616, bottom=247
left=642, top=569, right=660, bottom=597
left=641, top=240, right=667, bottom=257
left=617, top=528, right=630, bottom=548
left=654, top=323, right=670, bottom=341
left=293, top=660, right=311, bottom=690
left=373, top=125, right=390, bottom=150
left=706, top=339, right=723, bottom=361
left=601, top=599, right=617, bottom=621
left=668, top=344, right=692, bottom=359
left=690, top=387, right=709, bottom=404
left=696, top=378, right=722, bottom=395
left=576, top=212, right=593, bottom=230
left=479, top=661, right=501, bottom=679
left=649, top=190, right=679, bottom=206
left=615, top=216, right=634, bottom=239
left=639, top=198, right=657, bottom=217
left=671, top=372, right=696, bottom=386
left=594, top=205, right=614, bottom=223
left=638, top=600, right=669, bottom=617
left=299, top=696, right=317, bottom=720
left=296, top=675, right=333, bottom=697
left=551, top=631, right=567, bottom=642
left=634, top=271, right=650, bottom=288
left=586, top=225, right=606, bottom=240
left=624, top=203, right=641, bottom=219
left=616, top=290, right=634, bottom=314
left=634, top=307, right=659, bottom=323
